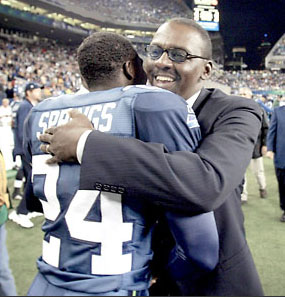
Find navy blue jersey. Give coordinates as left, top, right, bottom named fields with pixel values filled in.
left=24, top=85, right=217, bottom=294
left=15, top=98, right=33, bottom=156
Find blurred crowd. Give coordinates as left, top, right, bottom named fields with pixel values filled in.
left=211, top=69, right=285, bottom=93
left=52, top=0, right=192, bottom=24
left=0, top=34, right=80, bottom=169
left=211, top=69, right=285, bottom=103
left=0, top=35, right=80, bottom=101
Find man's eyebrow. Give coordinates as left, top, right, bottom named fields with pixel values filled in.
left=151, top=43, right=191, bottom=52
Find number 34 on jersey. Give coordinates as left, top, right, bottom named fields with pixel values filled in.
left=32, top=154, right=133, bottom=275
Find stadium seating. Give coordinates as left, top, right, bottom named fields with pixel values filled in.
left=1, top=30, right=284, bottom=102
left=265, top=34, right=285, bottom=70
left=49, top=0, right=193, bottom=25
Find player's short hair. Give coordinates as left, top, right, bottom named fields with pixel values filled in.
left=77, top=32, right=137, bottom=88
left=166, top=18, right=212, bottom=60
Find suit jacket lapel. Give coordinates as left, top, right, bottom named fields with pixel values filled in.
left=192, top=88, right=211, bottom=117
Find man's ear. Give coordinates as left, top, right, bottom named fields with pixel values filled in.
left=123, top=61, right=134, bottom=81
left=201, top=60, right=213, bottom=80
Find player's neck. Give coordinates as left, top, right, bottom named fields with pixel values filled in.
left=89, top=81, right=125, bottom=92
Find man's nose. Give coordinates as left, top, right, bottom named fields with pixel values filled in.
left=154, top=51, right=173, bottom=68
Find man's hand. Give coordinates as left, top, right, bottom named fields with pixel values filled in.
left=39, top=109, right=93, bottom=164
left=266, top=151, right=274, bottom=160
left=0, top=196, right=5, bottom=207
left=261, top=145, right=267, bottom=156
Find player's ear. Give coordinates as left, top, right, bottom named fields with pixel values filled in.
left=201, top=60, right=212, bottom=80
left=80, top=74, right=89, bottom=89
left=123, top=61, right=134, bottom=81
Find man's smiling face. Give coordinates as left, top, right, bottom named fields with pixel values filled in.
left=144, top=21, right=211, bottom=100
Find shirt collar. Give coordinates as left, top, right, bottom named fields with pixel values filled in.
left=186, top=90, right=201, bottom=107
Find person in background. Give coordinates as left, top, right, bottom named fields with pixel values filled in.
left=266, top=97, right=285, bottom=222
left=0, top=77, right=7, bottom=104
left=273, top=95, right=283, bottom=108
left=0, top=98, right=14, bottom=170
left=256, top=95, right=272, bottom=121
left=4, top=81, right=14, bottom=103
left=8, top=82, right=42, bottom=228
left=10, top=93, right=22, bottom=150
left=0, top=99, right=12, bottom=126
left=39, top=18, right=264, bottom=296
left=0, top=150, right=17, bottom=296
left=10, top=94, right=24, bottom=200
left=239, top=87, right=269, bottom=203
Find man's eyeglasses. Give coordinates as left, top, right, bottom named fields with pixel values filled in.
left=145, top=45, right=209, bottom=63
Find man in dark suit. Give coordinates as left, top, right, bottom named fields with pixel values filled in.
left=239, top=87, right=269, bottom=202
left=266, top=100, right=285, bottom=222
left=39, top=18, right=264, bottom=295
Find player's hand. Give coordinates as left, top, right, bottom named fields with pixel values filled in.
left=39, top=109, right=93, bottom=164
left=266, top=151, right=274, bottom=160
left=150, top=277, right=158, bottom=287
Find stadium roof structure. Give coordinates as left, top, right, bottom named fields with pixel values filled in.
left=0, top=0, right=162, bottom=44
left=265, top=33, right=285, bottom=70
left=19, top=0, right=163, bottom=31
left=0, top=0, right=88, bottom=44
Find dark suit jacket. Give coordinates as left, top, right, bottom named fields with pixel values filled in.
left=267, top=105, right=285, bottom=169
left=14, top=98, right=33, bottom=156
left=79, top=88, right=264, bottom=296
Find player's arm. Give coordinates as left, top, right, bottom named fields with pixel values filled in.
left=164, top=211, right=218, bottom=283
left=133, top=92, right=218, bottom=279
left=23, top=112, right=33, bottom=164
left=23, top=111, right=43, bottom=213
left=16, top=104, right=29, bottom=153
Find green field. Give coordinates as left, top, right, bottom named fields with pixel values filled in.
left=5, top=157, right=285, bottom=296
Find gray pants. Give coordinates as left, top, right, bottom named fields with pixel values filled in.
left=241, top=157, right=267, bottom=201
left=0, top=224, right=17, bottom=296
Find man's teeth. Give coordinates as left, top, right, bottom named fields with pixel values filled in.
left=155, top=76, right=174, bottom=82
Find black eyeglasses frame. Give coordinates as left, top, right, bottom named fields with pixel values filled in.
left=145, top=45, right=209, bottom=63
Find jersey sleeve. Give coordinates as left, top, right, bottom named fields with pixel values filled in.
left=133, top=92, right=201, bottom=153
left=23, top=110, right=34, bottom=165
left=22, top=110, right=43, bottom=213
left=16, top=103, right=31, bottom=155
left=134, top=92, right=218, bottom=281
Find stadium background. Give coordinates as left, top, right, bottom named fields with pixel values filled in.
left=1, top=0, right=284, bottom=99
left=1, top=0, right=284, bottom=96
left=0, top=0, right=284, bottom=295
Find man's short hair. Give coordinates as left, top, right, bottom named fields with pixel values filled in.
left=77, top=32, right=137, bottom=88
left=166, top=18, right=212, bottom=60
